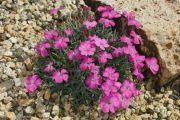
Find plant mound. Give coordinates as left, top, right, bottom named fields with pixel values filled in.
left=25, top=5, right=159, bottom=113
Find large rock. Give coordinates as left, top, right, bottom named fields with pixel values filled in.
left=84, top=0, right=180, bottom=85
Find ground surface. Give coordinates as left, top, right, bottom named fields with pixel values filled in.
left=0, top=0, right=179, bottom=120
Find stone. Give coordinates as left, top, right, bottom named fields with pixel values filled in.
left=4, top=51, right=13, bottom=56
left=52, top=105, right=59, bottom=116
left=14, top=78, right=22, bottom=87
left=6, top=62, right=15, bottom=68
left=175, top=100, right=180, bottom=106
left=43, top=112, right=50, bottom=118
left=44, top=89, right=51, bottom=100
left=140, top=106, right=146, bottom=113
left=31, top=117, right=40, bottom=120
left=0, top=80, right=14, bottom=91
left=140, top=114, right=151, bottom=119
left=64, top=103, right=71, bottom=112
left=0, top=27, right=4, bottom=33
left=85, top=0, right=180, bottom=85
left=18, top=99, right=34, bottom=107
left=24, top=58, right=33, bottom=71
left=9, top=37, right=17, bottom=43
left=0, top=92, right=7, bottom=101
left=6, top=112, right=16, bottom=120
left=4, top=67, right=17, bottom=78
left=36, top=103, right=45, bottom=113
left=0, top=111, right=5, bottom=118
left=2, top=40, right=12, bottom=49
left=125, top=108, right=131, bottom=117
left=62, top=116, right=72, bottom=120
left=25, top=106, right=35, bottom=115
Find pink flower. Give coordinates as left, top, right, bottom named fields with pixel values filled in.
left=120, top=80, right=136, bottom=98
left=102, top=10, right=121, bottom=19
left=103, top=67, right=119, bottom=81
left=50, top=6, right=65, bottom=15
left=79, top=41, right=96, bottom=56
left=100, top=94, right=120, bottom=113
left=123, top=11, right=142, bottom=29
left=98, top=51, right=112, bottom=63
left=130, top=54, right=145, bottom=68
left=99, top=18, right=115, bottom=28
left=36, top=42, right=51, bottom=57
left=121, top=35, right=133, bottom=45
left=80, top=57, right=94, bottom=71
left=88, top=64, right=100, bottom=74
left=81, top=5, right=91, bottom=11
left=50, top=8, right=59, bottom=15
left=25, top=74, right=42, bottom=93
left=130, top=31, right=143, bottom=44
left=95, top=38, right=109, bottom=50
left=44, top=62, right=55, bottom=72
left=44, top=30, right=59, bottom=40
left=102, top=80, right=121, bottom=96
left=85, top=74, right=102, bottom=89
left=133, top=67, right=144, bottom=80
left=64, top=28, right=74, bottom=36
left=123, top=45, right=137, bottom=56
left=54, top=37, right=70, bottom=49
left=117, top=93, right=133, bottom=108
left=145, top=57, right=159, bottom=75
left=68, top=49, right=83, bottom=60
left=53, top=69, right=69, bottom=83
left=98, top=6, right=113, bottom=12
left=112, top=47, right=124, bottom=57
left=83, top=20, right=97, bottom=29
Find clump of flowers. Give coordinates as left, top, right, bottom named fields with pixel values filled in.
left=25, top=5, right=159, bottom=113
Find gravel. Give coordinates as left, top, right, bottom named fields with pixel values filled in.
left=0, top=0, right=179, bottom=119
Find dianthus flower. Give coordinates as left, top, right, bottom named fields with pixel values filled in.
left=102, top=80, right=121, bottom=96
left=68, top=49, right=83, bottom=60
left=130, top=54, right=145, bottom=68
left=130, top=30, right=143, bottom=44
left=112, top=47, right=124, bottom=57
left=99, top=18, right=115, bottom=27
left=95, top=38, right=109, bottom=50
left=102, top=10, right=121, bottom=19
left=25, top=74, right=42, bottom=93
left=85, top=74, right=102, bottom=89
left=100, top=94, right=120, bottom=113
left=103, top=67, right=119, bottom=81
left=44, top=30, right=59, bottom=40
left=53, top=69, right=69, bottom=83
left=44, top=62, right=55, bottom=72
left=50, top=5, right=65, bottom=15
left=98, top=51, right=112, bottom=63
left=123, top=11, right=142, bottom=29
left=98, top=6, right=113, bottom=12
left=88, top=64, right=100, bottom=74
left=117, top=93, right=133, bottom=109
left=121, top=35, right=133, bottom=45
left=79, top=41, right=96, bottom=56
left=133, top=66, right=144, bottom=80
left=145, top=57, right=159, bottom=75
left=54, top=36, right=70, bottom=49
left=64, top=28, right=74, bottom=36
left=123, top=45, right=138, bottom=56
left=83, top=20, right=97, bottom=29
left=80, top=57, right=94, bottom=71
left=120, top=80, right=137, bottom=98
left=36, top=42, right=51, bottom=57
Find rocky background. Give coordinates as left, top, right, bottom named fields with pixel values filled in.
left=0, top=0, right=179, bottom=120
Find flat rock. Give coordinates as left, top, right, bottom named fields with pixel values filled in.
left=85, top=0, right=180, bottom=85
